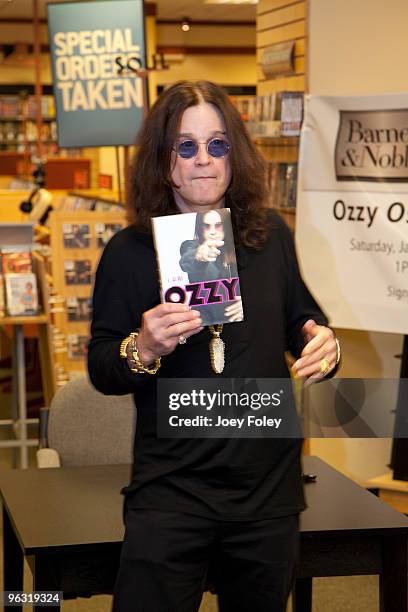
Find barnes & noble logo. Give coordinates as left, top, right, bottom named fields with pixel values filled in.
left=335, top=109, right=408, bottom=182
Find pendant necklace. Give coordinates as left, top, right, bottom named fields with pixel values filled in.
left=208, top=324, right=224, bottom=374
left=208, top=260, right=233, bottom=374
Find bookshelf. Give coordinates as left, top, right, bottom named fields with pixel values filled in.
left=234, top=92, right=302, bottom=233
left=0, top=90, right=96, bottom=188
left=49, top=200, right=126, bottom=377
left=0, top=94, right=58, bottom=156
left=256, top=136, right=299, bottom=232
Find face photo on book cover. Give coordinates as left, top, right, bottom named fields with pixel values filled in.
left=5, top=273, right=39, bottom=316
left=152, top=208, right=243, bottom=326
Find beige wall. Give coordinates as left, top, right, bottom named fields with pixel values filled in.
left=0, top=22, right=256, bottom=89
left=157, top=54, right=256, bottom=89
left=158, top=23, right=255, bottom=48
left=156, top=23, right=255, bottom=90
left=307, top=0, right=405, bottom=481
left=309, top=0, right=408, bottom=95
left=256, top=0, right=306, bottom=95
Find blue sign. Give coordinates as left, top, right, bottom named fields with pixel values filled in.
left=47, top=0, right=146, bottom=147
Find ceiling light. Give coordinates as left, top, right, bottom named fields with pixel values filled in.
left=181, top=18, right=190, bottom=32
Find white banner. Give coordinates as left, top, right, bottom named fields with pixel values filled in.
left=296, top=94, right=408, bottom=334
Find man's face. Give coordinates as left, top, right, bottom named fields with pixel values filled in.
left=202, top=210, right=224, bottom=243
left=170, top=102, right=232, bottom=213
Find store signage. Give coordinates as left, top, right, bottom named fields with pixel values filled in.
left=296, top=94, right=408, bottom=334
left=47, top=0, right=146, bottom=147
left=260, top=42, right=294, bottom=79
left=335, top=109, right=408, bottom=182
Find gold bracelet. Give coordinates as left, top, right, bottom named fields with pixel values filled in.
left=119, top=332, right=138, bottom=358
left=120, top=331, right=161, bottom=375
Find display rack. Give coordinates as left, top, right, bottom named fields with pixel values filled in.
left=49, top=208, right=126, bottom=376
left=0, top=252, right=56, bottom=468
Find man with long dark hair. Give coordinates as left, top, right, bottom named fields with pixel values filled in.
left=88, top=81, right=339, bottom=612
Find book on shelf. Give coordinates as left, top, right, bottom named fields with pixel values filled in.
left=285, top=163, right=298, bottom=208
left=280, top=92, right=304, bottom=137
left=2, top=121, right=18, bottom=143
left=151, top=209, right=243, bottom=326
left=59, top=195, right=123, bottom=212
left=0, top=276, right=5, bottom=317
left=266, top=162, right=280, bottom=207
left=0, top=96, right=20, bottom=117
left=246, top=93, right=282, bottom=138
left=4, top=272, right=39, bottom=316
left=236, top=91, right=304, bottom=140
left=95, top=223, right=124, bottom=247
left=26, top=95, right=56, bottom=120
left=232, top=96, right=251, bottom=123
left=1, top=250, right=32, bottom=274
left=0, top=94, right=56, bottom=120
left=266, top=162, right=298, bottom=209
left=66, top=296, right=92, bottom=322
left=62, top=223, right=91, bottom=249
left=67, top=334, right=88, bottom=359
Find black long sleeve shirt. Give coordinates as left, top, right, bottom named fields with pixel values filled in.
left=88, top=211, right=328, bottom=520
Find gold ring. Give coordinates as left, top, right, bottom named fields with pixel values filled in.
left=319, top=358, right=330, bottom=375
left=178, top=335, right=187, bottom=345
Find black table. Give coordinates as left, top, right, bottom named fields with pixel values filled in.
left=1, top=457, right=408, bottom=611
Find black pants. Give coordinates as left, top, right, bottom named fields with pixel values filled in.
left=112, top=508, right=299, bottom=612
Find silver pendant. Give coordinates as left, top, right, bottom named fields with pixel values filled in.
left=210, top=337, right=225, bottom=374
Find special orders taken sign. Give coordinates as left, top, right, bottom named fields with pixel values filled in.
left=47, top=0, right=146, bottom=147
left=296, top=93, right=408, bottom=335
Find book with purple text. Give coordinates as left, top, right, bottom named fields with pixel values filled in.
left=151, top=209, right=244, bottom=326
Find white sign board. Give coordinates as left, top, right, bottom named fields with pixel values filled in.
left=296, top=94, right=408, bottom=334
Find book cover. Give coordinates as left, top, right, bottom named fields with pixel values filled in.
left=1, top=250, right=32, bottom=274
left=279, top=164, right=288, bottom=207
left=64, top=259, right=92, bottom=285
left=0, top=275, right=5, bottom=318
left=280, top=92, right=304, bottom=137
left=95, top=223, right=124, bottom=247
left=5, top=273, right=38, bottom=316
left=266, top=162, right=281, bottom=208
left=67, top=296, right=92, bottom=321
left=285, top=163, right=298, bottom=208
left=67, top=334, right=88, bottom=359
left=62, top=223, right=90, bottom=249
left=151, top=209, right=243, bottom=326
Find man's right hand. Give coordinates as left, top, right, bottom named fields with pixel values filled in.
left=136, top=303, right=203, bottom=365
left=195, top=239, right=224, bottom=262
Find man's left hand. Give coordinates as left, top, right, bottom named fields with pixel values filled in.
left=225, top=296, right=243, bottom=322
left=291, top=319, right=337, bottom=383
